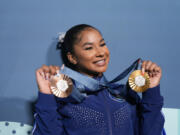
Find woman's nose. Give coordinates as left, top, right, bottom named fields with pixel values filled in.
left=95, top=47, right=104, bottom=57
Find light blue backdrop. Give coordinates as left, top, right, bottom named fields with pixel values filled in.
left=0, top=0, right=180, bottom=125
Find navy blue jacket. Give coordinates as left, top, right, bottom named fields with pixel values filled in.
left=32, top=77, right=164, bottom=135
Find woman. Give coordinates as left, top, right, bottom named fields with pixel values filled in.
left=33, top=24, right=164, bottom=135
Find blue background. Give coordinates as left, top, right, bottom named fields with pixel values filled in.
left=0, top=0, right=180, bottom=125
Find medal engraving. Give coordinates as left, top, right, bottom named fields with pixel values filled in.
left=56, top=80, right=69, bottom=92
left=128, top=70, right=150, bottom=92
left=135, top=75, right=145, bottom=87
left=50, top=72, right=73, bottom=98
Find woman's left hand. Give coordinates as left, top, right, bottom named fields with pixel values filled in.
left=141, top=60, right=162, bottom=88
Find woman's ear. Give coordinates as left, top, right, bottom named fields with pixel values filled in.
left=67, top=52, right=77, bottom=65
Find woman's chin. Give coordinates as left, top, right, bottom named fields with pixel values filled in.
left=93, top=67, right=107, bottom=74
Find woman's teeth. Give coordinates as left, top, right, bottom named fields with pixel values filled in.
left=95, top=59, right=105, bottom=66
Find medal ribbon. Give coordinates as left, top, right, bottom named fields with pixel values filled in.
left=59, top=58, right=141, bottom=102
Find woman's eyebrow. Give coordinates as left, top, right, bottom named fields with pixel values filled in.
left=82, top=38, right=105, bottom=46
left=83, top=42, right=93, bottom=46
left=100, top=38, right=104, bottom=42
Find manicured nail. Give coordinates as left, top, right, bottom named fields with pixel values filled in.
left=141, top=68, right=145, bottom=76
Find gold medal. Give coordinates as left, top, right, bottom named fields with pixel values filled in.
left=50, top=72, right=73, bottom=98
left=128, top=70, right=150, bottom=92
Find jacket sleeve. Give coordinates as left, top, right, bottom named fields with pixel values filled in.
left=139, top=84, right=165, bottom=135
left=32, top=92, right=65, bottom=135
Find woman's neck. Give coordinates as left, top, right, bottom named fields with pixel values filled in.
left=77, top=70, right=103, bottom=78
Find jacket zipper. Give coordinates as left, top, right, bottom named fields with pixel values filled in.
left=103, top=89, right=113, bottom=135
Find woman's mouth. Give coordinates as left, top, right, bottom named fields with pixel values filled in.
left=94, top=59, right=106, bottom=66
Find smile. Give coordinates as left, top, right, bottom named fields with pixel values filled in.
left=94, top=59, right=106, bottom=66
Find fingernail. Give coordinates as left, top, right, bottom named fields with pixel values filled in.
left=45, top=73, right=50, bottom=80
left=41, top=72, right=45, bottom=78
left=141, top=68, right=144, bottom=76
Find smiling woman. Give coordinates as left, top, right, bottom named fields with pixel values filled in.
left=33, top=24, right=165, bottom=135
left=68, top=28, right=109, bottom=77
left=59, top=24, right=110, bottom=77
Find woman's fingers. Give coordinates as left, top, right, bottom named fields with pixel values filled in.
left=49, top=65, right=56, bottom=75
left=42, top=64, right=50, bottom=73
left=35, top=64, right=62, bottom=94
left=36, top=68, right=45, bottom=79
left=141, top=60, right=160, bottom=77
left=45, top=72, right=50, bottom=80
left=41, top=64, right=60, bottom=75
left=39, top=71, right=45, bottom=78
left=141, top=60, right=162, bottom=88
left=144, top=61, right=152, bottom=72
left=141, top=61, right=146, bottom=75
left=148, top=63, right=157, bottom=77
left=155, top=65, right=161, bottom=72
left=36, top=65, right=62, bottom=82
left=55, top=66, right=60, bottom=74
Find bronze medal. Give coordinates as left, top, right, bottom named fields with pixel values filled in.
left=50, top=73, right=73, bottom=98
left=128, top=70, right=150, bottom=92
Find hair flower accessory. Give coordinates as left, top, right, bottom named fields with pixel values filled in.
left=58, top=32, right=66, bottom=43
left=57, top=32, right=66, bottom=49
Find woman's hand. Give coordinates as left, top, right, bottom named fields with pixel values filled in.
left=141, top=60, right=162, bottom=88
left=35, top=65, right=60, bottom=94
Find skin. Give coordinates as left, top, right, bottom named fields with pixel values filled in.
left=67, top=28, right=110, bottom=77
left=36, top=28, right=162, bottom=94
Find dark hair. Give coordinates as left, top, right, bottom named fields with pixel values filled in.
left=56, top=24, right=100, bottom=70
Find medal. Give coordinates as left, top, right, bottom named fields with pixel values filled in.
left=128, top=70, right=150, bottom=92
left=50, top=71, right=73, bottom=98
left=48, top=58, right=148, bottom=102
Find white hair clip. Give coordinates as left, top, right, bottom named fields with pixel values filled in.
left=57, top=32, right=66, bottom=49
left=58, top=32, right=66, bottom=43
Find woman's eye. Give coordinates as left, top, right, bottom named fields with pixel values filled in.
left=85, top=47, right=93, bottom=50
left=100, top=43, right=106, bottom=47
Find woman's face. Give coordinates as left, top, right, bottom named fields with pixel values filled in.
left=70, top=28, right=110, bottom=77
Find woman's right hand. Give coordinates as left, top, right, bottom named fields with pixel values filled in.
left=35, top=65, right=60, bottom=94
